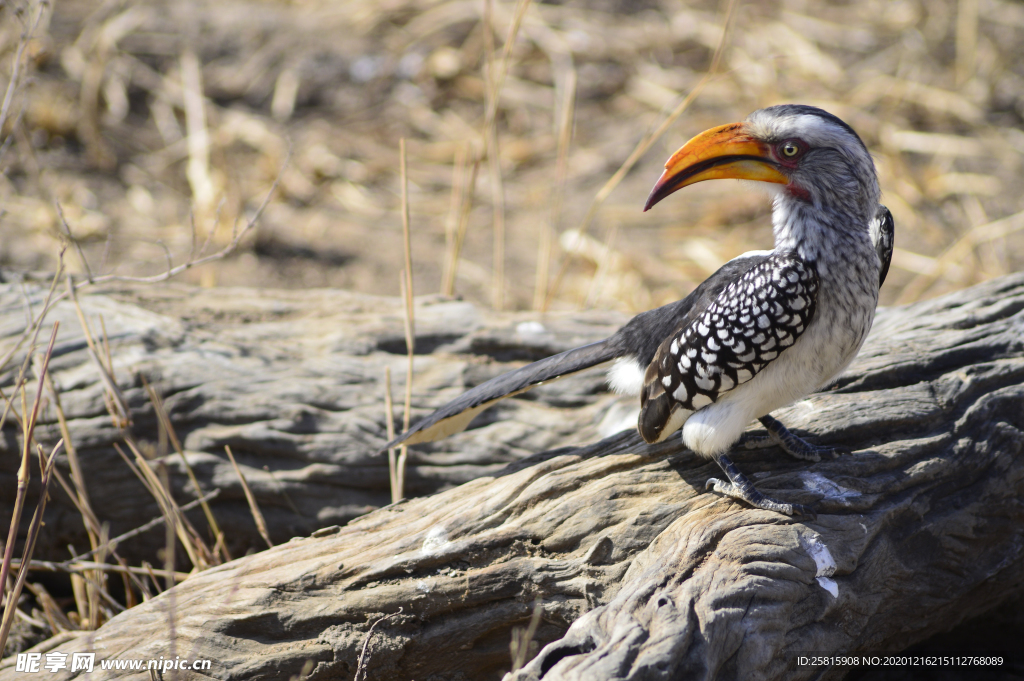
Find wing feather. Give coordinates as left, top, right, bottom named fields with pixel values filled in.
left=638, top=253, right=819, bottom=443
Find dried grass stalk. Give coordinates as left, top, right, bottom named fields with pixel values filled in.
left=398, top=139, right=416, bottom=502
left=224, top=446, right=273, bottom=549
left=384, top=366, right=400, bottom=505
left=145, top=376, right=229, bottom=561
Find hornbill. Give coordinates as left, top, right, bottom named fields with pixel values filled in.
left=384, top=104, right=894, bottom=517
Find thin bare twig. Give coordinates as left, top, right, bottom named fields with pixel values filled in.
left=384, top=366, right=399, bottom=504
left=73, top=151, right=286, bottom=285
left=510, top=599, right=544, bottom=672
left=145, top=376, right=229, bottom=562
left=0, top=248, right=66, bottom=378
left=481, top=0, right=532, bottom=311
left=113, top=441, right=209, bottom=569
left=61, top=489, right=221, bottom=566
left=24, top=582, right=75, bottom=633
left=44, top=363, right=101, bottom=546
left=55, top=201, right=95, bottom=283
left=50, top=467, right=153, bottom=602
left=398, top=138, right=415, bottom=502
left=354, top=607, right=404, bottom=681
left=88, top=523, right=109, bottom=628
left=156, top=240, right=174, bottom=278
left=142, top=562, right=163, bottom=595
left=65, top=273, right=131, bottom=427
left=396, top=273, right=412, bottom=502
left=535, top=66, right=576, bottom=312
left=157, top=463, right=179, bottom=671
left=0, top=322, right=59, bottom=613
left=0, top=438, right=64, bottom=655
left=442, top=157, right=480, bottom=298
left=12, top=559, right=190, bottom=582
left=0, top=0, right=50, bottom=156
left=441, top=143, right=468, bottom=297
left=224, top=446, right=273, bottom=549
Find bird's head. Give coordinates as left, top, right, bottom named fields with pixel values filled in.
left=644, top=105, right=879, bottom=224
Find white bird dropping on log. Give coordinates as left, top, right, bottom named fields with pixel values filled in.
left=800, top=472, right=860, bottom=501
left=421, top=526, right=451, bottom=555
left=800, top=532, right=839, bottom=597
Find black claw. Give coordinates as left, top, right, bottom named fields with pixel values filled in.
left=827, top=445, right=852, bottom=458
left=790, top=503, right=817, bottom=519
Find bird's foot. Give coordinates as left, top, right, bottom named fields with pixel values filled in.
left=706, top=453, right=816, bottom=518
left=705, top=478, right=815, bottom=517
left=758, top=414, right=850, bottom=462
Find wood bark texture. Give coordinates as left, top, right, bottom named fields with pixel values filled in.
left=0, top=279, right=625, bottom=562
left=1, top=272, right=1023, bottom=680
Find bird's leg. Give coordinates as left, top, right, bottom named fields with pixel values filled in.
left=705, top=453, right=814, bottom=517
left=758, top=414, right=850, bottom=462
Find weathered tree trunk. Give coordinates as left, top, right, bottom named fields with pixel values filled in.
left=2, top=273, right=1024, bottom=681
left=0, top=278, right=625, bottom=562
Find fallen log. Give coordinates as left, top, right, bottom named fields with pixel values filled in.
left=0, top=278, right=626, bottom=562
left=1, top=272, right=1021, bottom=680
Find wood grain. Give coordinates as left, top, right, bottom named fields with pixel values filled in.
left=0, top=273, right=1022, bottom=680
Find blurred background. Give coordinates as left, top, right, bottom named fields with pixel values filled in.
left=1, top=0, right=1022, bottom=312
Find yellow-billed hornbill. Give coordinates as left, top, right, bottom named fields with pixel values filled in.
left=384, top=105, right=894, bottom=517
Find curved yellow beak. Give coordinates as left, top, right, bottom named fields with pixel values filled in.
left=643, top=122, right=789, bottom=211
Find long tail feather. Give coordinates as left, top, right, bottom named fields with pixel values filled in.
left=383, top=339, right=621, bottom=449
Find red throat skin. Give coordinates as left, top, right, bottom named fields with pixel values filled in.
left=786, top=184, right=811, bottom=202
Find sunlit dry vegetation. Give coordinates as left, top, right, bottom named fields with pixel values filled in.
left=1, top=0, right=1023, bottom=660
left=1, top=0, right=1022, bottom=313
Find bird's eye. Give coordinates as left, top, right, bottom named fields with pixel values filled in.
left=780, top=141, right=802, bottom=158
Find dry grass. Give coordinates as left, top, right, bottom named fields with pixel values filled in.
left=223, top=446, right=273, bottom=550
left=0, top=234, right=270, bottom=657
left=1, top=0, right=1024, bottom=661
left=0, top=267, right=267, bottom=654
left=397, top=137, right=415, bottom=502
left=509, top=599, right=544, bottom=673
left=0, top=322, right=61, bottom=655
left=0, top=0, right=1020, bottom=313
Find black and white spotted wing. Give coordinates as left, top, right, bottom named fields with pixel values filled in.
left=638, top=253, right=819, bottom=443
